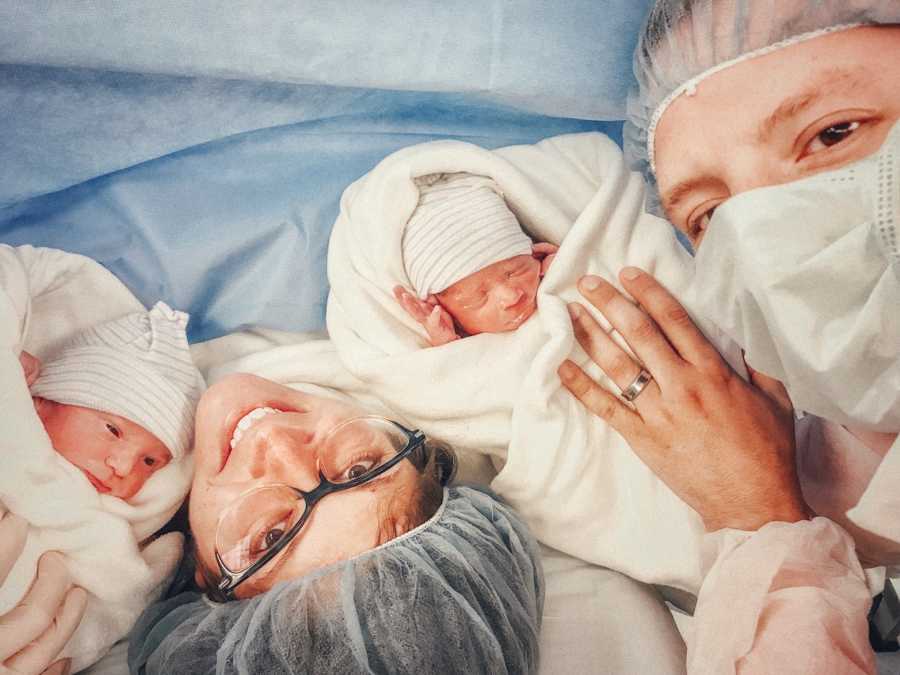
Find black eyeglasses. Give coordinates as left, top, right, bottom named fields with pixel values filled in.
left=213, top=416, right=426, bottom=598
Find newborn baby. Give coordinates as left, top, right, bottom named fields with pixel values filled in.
left=0, top=243, right=205, bottom=672
left=22, top=302, right=198, bottom=500
left=393, top=173, right=557, bottom=346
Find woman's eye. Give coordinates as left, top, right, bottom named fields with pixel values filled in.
left=143, top=456, right=156, bottom=467
left=247, top=512, right=293, bottom=557
left=250, top=524, right=287, bottom=556
left=344, top=459, right=376, bottom=481
left=263, top=528, right=285, bottom=550
left=105, top=423, right=121, bottom=438
left=806, top=121, right=861, bottom=155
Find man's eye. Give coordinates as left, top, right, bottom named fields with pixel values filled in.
left=687, top=206, right=717, bottom=245
left=806, top=121, right=861, bottom=154
left=143, top=456, right=156, bottom=467
left=105, top=423, right=121, bottom=438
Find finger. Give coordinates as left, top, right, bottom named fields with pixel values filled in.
left=540, top=254, right=556, bottom=277
left=424, top=307, right=457, bottom=346
left=0, top=553, right=72, bottom=662
left=437, top=308, right=456, bottom=335
left=618, top=267, right=725, bottom=369
left=568, top=303, right=660, bottom=407
left=393, top=286, right=428, bottom=324
left=578, top=275, right=682, bottom=379
left=5, top=588, right=86, bottom=675
left=18, top=351, right=41, bottom=387
left=0, top=514, right=28, bottom=584
left=40, top=659, right=72, bottom=675
left=558, top=360, right=642, bottom=438
left=425, top=307, right=444, bottom=333
left=532, top=242, right=559, bottom=255
left=744, top=359, right=793, bottom=415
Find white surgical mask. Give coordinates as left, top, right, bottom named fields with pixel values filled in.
left=690, top=122, right=900, bottom=432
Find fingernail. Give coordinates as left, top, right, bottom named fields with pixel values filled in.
left=580, top=275, right=601, bottom=291
left=621, top=266, right=642, bottom=280
left=558, top=361, right=576, bottom=380
left=567, top=302, right=581, bottom=319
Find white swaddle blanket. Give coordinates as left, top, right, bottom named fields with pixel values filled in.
left=0, top=245, right=188, bottom=672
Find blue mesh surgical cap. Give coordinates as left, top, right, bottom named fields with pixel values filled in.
left=128, top=486, right=544, bottom=675
left=624, top=0, right=900, bottom=213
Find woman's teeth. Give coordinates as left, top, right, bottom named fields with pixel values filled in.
left=230, top=407, right=282, bottom=449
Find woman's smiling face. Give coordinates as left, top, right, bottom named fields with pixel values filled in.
left=653, top=25, right=900, bottom=247
left=188, top=374, right=420, bottom=598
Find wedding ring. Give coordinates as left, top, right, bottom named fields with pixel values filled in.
left=620, top=369, right=653, bottom=402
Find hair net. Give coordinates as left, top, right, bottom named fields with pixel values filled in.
left=128, top=486, right=544, bottom=675
left=623, top=0, right=900, bottom=212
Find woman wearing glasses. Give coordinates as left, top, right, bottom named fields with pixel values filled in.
left=128, top=373, right=544, bottom=674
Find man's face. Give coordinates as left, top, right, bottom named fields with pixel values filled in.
left=654, top=25, right=900, bottom=247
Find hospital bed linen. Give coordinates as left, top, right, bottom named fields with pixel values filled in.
left=0, top=246, right=184, bottom=672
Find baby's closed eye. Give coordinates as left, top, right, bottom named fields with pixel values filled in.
left=459, top=292, right=489, bottom=309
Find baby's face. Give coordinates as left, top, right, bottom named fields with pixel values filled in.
left=34, top=399, right=172, bottom=500
left=437, top=254, right=541, bottom=335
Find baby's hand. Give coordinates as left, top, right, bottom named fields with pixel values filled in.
left=422, top=304, right=459, bottom=347
left=18, top=351, right=41, bottom=387
left=533, top=242, right=559, bottom=277
left=393, top=286, right=459, bottom=347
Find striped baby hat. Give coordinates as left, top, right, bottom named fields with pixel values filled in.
left=402, top=172, right=533, bottom=299
left=31, top=302, right=205, bottom=460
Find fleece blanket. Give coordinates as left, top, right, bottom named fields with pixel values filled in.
left=0, top=245, right=187, bottom=672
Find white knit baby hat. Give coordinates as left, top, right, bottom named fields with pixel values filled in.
left=30, top=301, right=205, bottom=460
left=402, top=172, right=534, bottom=299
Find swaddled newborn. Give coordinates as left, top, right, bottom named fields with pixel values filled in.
left=0, top=245, right=204, bottom=672
left=25, top=302, right=200, bottom=500
left=393, top=173, right=557, bottom=346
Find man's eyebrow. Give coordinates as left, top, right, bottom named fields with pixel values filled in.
left=662, top=177, right=719, bottom=213
left=756, top=67, right=869, bottom=145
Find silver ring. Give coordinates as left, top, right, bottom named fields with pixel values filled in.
left=620, top=369, right=653, bottom=402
